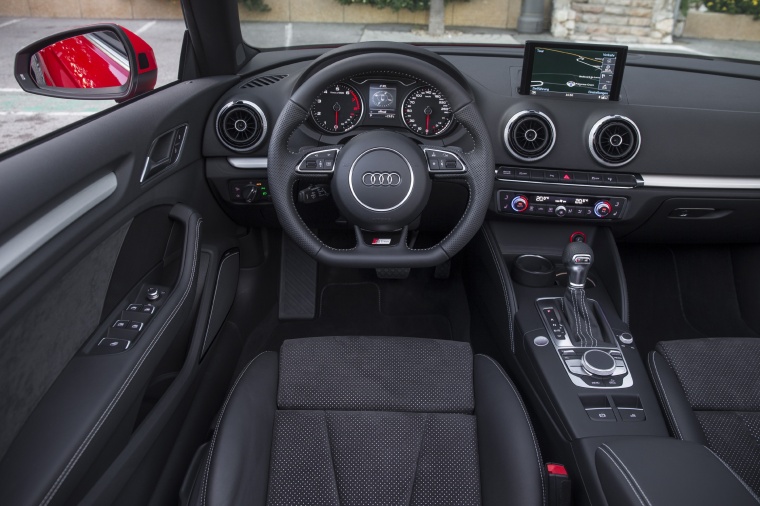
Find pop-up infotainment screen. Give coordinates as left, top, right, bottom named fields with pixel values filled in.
left=520, top=41, right=628, bottom=101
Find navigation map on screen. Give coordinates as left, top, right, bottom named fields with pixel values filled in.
left=527, top=46, right=619, bottom=100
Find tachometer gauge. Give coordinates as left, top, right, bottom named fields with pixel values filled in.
left=402, top=86, right=453, bottom=138
left=310, top=83, right=364, bottom=134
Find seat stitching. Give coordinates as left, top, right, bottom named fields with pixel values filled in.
left=482, top=230, right=514, bottom=353
left=649, top=352, right=683, bottom=440
left=705, top=447, right=760, bottom=503
left=201, top=351, right=275, bottom=506
left=40, top=218, right=202, bottom=506
left=601, top=445, right=653, bottom=506
left=597, top=447, right=647, bottom=506
left=479, top=355, right=547, bottom=505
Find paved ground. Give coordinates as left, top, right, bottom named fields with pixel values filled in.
left=1, top=16, right=759, bottom=154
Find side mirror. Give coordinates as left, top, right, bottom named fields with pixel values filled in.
left=14, top=23, right=157, bottom=101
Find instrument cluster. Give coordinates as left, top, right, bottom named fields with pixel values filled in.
left=309, top=75, right=454, bottom=138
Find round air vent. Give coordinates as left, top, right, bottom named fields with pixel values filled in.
left=216, top=100, right=267, bottom=152
left=589, top=115, right=641, bottom=167
left=504, top=110, right=556, bottom=162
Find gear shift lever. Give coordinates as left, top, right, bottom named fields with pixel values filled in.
left=563, top=242, right=594, bottom=288
left=561, top=242, right=604, bottom=347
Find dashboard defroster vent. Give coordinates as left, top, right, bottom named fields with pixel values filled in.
left=589, top=115, right=641, bottom=167
left=216, top=100, right=267, bottom=152
left=241, top=74, right=288, bottom=88
left=504, top=110, right=556, bottom=162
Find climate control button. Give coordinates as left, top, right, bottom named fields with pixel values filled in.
left=594, top=200, right=612, bottom=218
left=511, top=195, right=529, bottom=212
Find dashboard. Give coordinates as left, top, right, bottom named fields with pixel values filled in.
left=202, top=41, right=760, bottom=245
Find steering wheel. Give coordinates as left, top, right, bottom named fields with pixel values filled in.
left=268, top=50, right=494, bottom=268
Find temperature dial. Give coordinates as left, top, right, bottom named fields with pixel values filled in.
left=594, top=200, right=612, bottom=218
left=511, top=195, right=529, bottom=213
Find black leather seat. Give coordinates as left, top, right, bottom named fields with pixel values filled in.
left=190, top=336, right=545, bottom=505
left=649, top=338, right=760, bottom=497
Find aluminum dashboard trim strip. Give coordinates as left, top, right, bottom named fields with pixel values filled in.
left=641, top=175, right=760, bottom=189
left=0, top=173, right=117, bottom=281
left=228, top=157, right=268, bottom=169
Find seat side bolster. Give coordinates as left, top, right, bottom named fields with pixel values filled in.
left=474, top=354, right=546, bottom=506
left=647, top=351, right=707, bottom=444
left=191, top=351, right=279, bottom=506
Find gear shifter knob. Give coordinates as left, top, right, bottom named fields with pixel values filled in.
left=563, top=242, right=594, bottom=288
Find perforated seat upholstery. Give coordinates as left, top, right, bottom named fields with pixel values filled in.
left=649, top=338, right=760, bottom=497
left=191, top=336, right=546, bottom=506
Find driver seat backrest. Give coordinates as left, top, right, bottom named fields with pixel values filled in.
left=192, top=336, right=546, bottom=506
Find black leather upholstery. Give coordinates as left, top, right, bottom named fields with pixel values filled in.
left=192, top=336, right=545, bottom=506
left=596, top=437, right=760, bottom=506
left=649, top=338, right=760, bottom=497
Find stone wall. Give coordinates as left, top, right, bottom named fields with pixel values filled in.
left=552, top=0, right=676, bottom=43
left=0, top=0, right=527, bottom=30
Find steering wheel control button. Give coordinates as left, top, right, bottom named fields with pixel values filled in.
left=586, top=408, right=616, bottom=422
left=94, top=338, right=131, bottom=354
left=423, top=148, right=465, bottom=173
left=618, top=332, right=634, bottom=345
left=534, top=336, right=550, bottom=347
left=581, top=349, right=617, bottom=377
left=297, top=148, right=340, bottom=173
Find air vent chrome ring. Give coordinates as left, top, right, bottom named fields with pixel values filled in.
left=504, top=110, right=556, bottom=162
left=588, top=115, right=641, bottom=167
left=216, top=100, right=268, bottom=153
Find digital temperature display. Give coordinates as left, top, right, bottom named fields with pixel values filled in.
left=531, top=195, right=591, bottom=205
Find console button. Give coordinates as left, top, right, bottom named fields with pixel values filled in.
left=515, top=169, right=531, bottom=180
left=618, top=408, right=646, bottom=421
left=588, top=173, right=604, bottom=184
left=586, top=408, right=615, bottom=422
left=574, top=172, right=589, bottom=183
left=531, top=169, right=545, bottom=181
left=126, top=304, right=142, bottom=312
left=113, top=320, right=130, bottom=329
left=128, top=321, right=144, bottom=332
left=545, top=170, right=559, bottom=182
left=498, top=167, right=515, bottom=178
left=604, top=175, right=617, bottom=184
left=560, top=172, right=574, bottom=182
left=142, top=304, right=156, bottom=314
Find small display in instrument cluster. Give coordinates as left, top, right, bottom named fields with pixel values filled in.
left=368, top=83, right=397, bottom=119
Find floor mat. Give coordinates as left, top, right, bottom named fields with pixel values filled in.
left=238, top=264, right=469, bottom=367
left=619, top=244, right=759, bottom=358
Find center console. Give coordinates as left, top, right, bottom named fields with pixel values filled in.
left=466, top=220, right=680, bottom=504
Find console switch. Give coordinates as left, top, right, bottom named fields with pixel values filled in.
left=93, top=338, right=131, bottom=354
left=618, top=408, right=646, bottom=422
left=586, top=408, right=615, bottom=422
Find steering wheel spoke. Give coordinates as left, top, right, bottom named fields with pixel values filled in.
left=295, top=145, right=342, bottom=175
left=354, top=225, right=409, bottom=250
left=420, top=146, right=468, bottom=176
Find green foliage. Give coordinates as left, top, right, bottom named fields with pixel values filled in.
left=335, top=0, right=467, bottom=13
left=239, top=0, right=271, bottom=12
left=703, top=0, right=760, bottom=18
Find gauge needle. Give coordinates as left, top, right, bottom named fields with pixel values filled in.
left=426, top=114, right=430, bottom=133
left=333, top=103, right=341, bottom=129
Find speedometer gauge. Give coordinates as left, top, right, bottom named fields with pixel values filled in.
left=310, top=83, right=364, bottom=134
left=402, top=86, right=453, bottom=138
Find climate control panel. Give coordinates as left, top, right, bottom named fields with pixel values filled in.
left=497, top=190, right=626, bottom=219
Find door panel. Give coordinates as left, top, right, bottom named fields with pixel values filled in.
left=0, top=75, right=240, bottom=505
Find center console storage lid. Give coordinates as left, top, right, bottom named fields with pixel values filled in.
left=596, top=437, right=759, bottom=506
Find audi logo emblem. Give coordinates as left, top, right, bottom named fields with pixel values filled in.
left=362, top=172, right=402, bottom=186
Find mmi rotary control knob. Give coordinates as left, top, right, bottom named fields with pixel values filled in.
left=511, top=195, right=529, bottom=212
left=581, top=349, right=616, bottom=377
